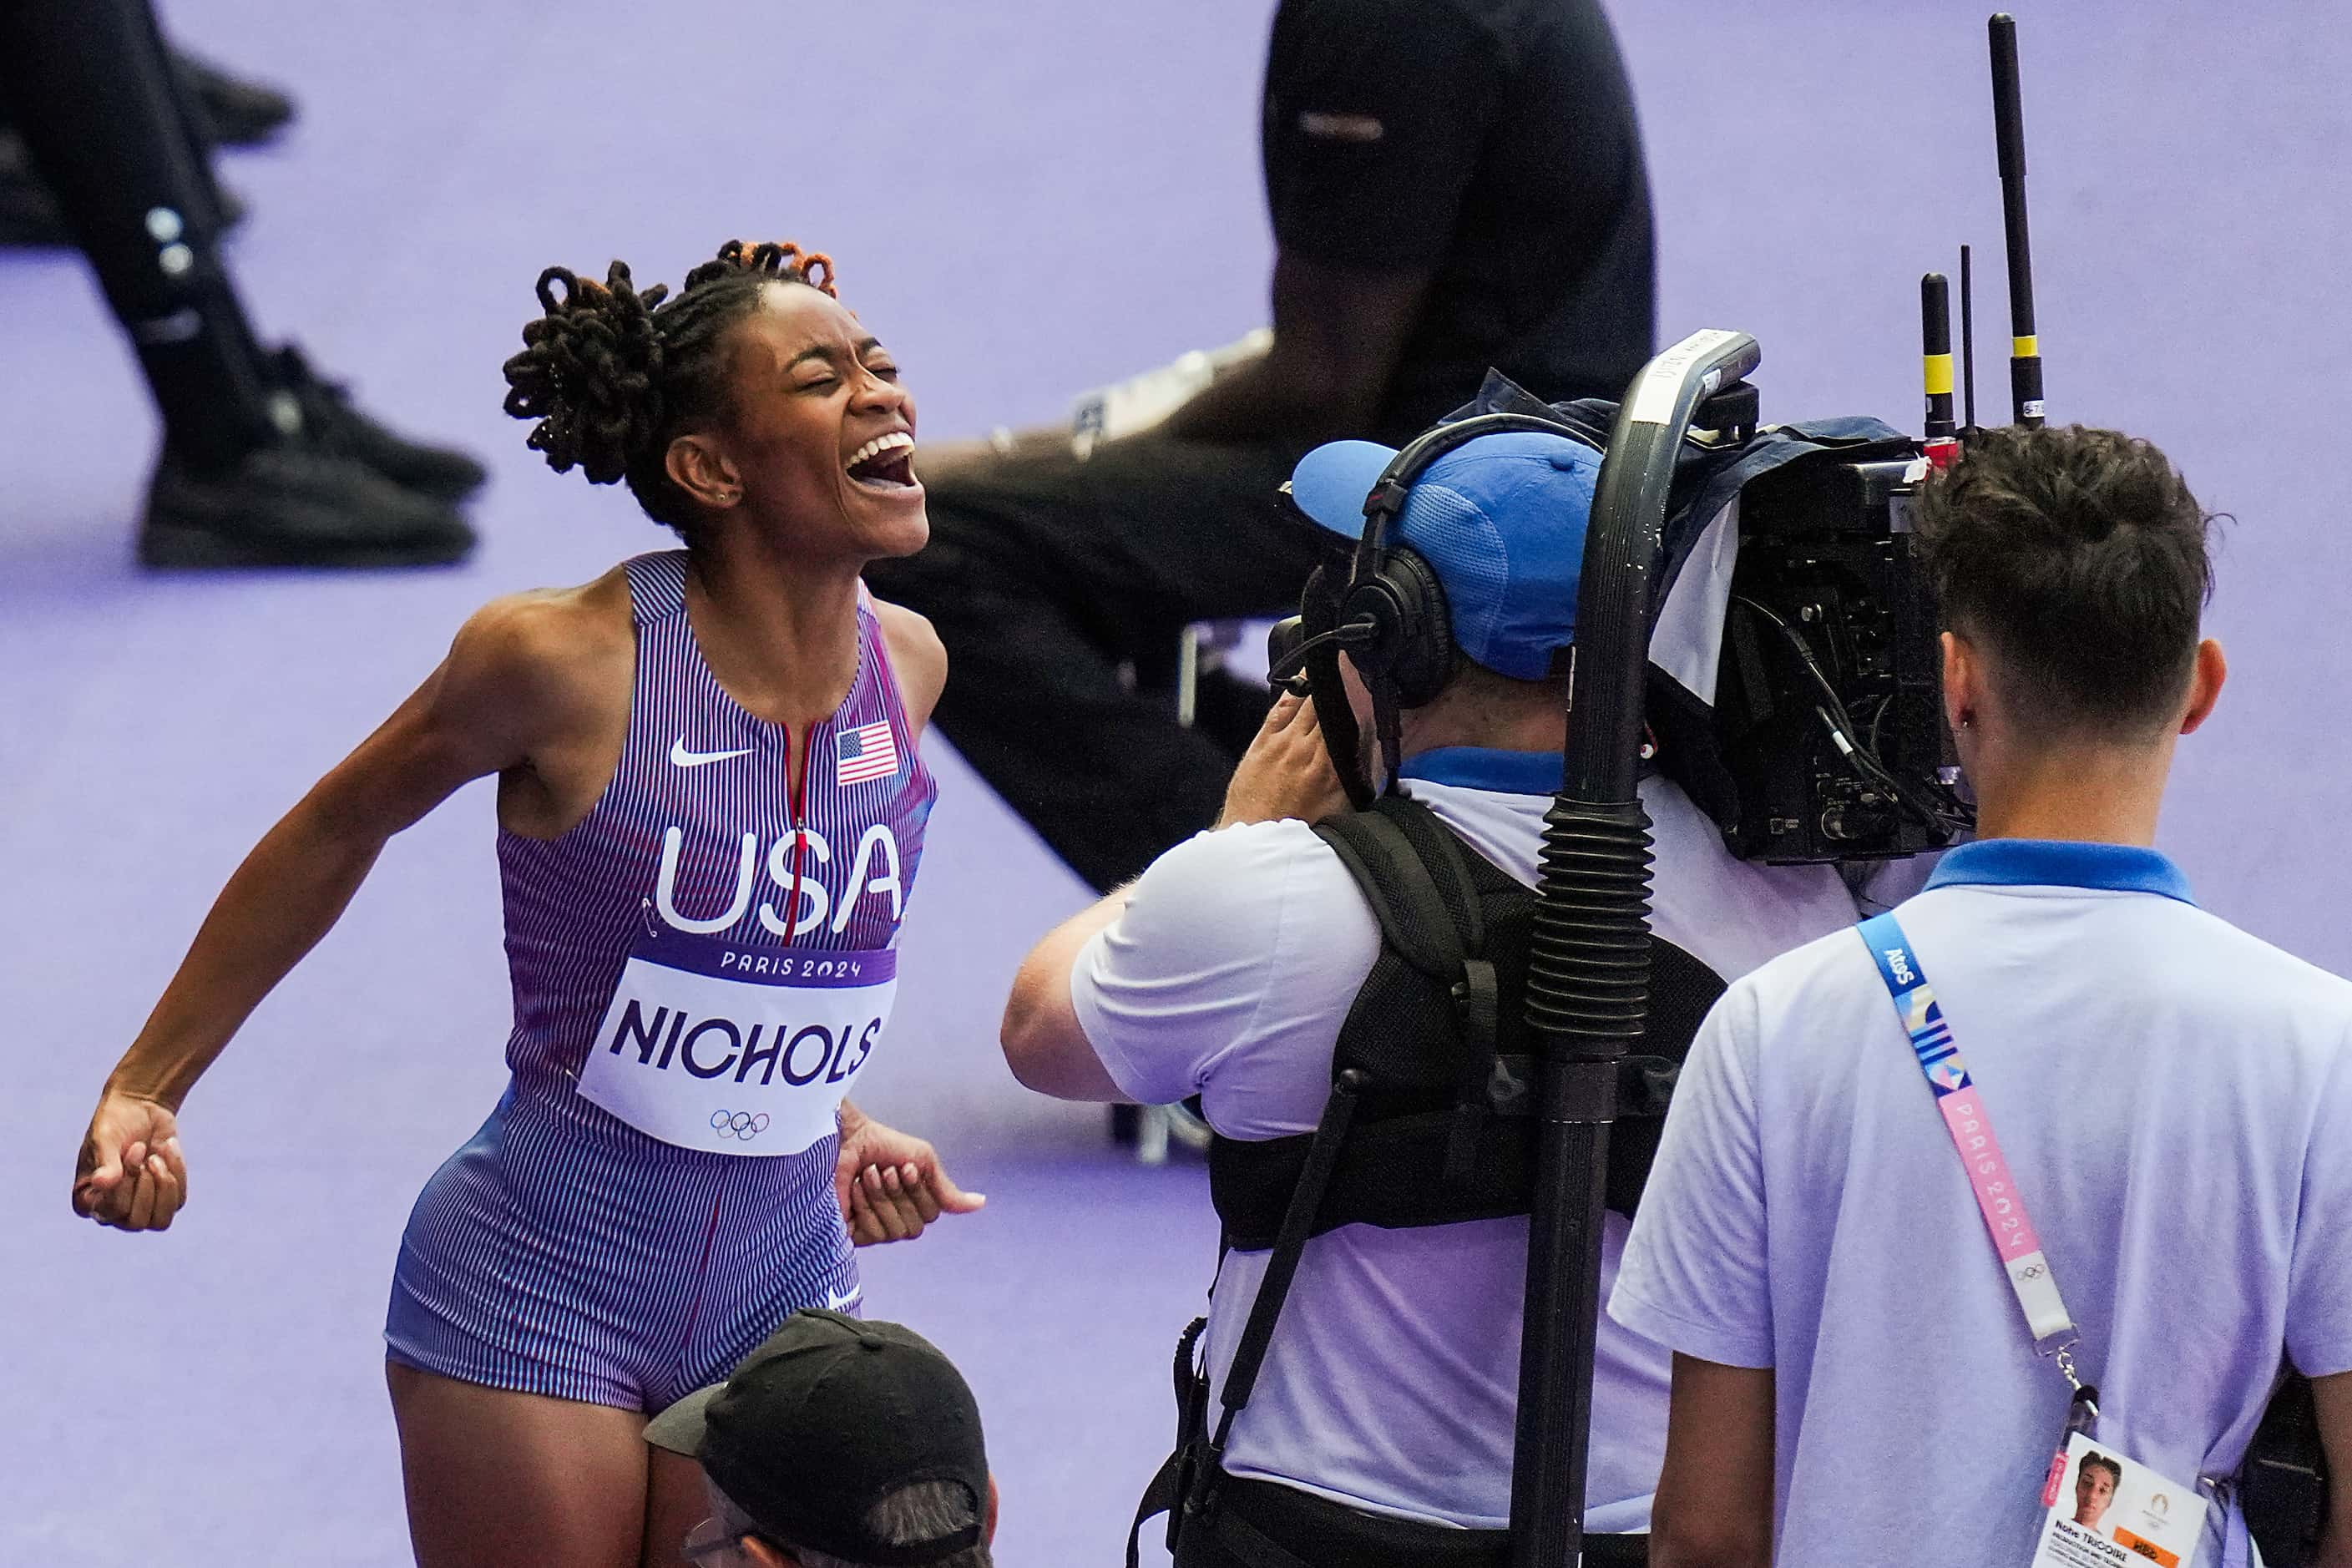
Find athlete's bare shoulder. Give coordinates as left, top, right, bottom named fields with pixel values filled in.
left=865, top=593, right=946, bottom=733
left=435, top=565, right=635, bottom=755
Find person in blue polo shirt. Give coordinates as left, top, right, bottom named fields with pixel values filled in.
left=999, top=422, right=1930, bottom=1565
left=1614, top=425, right=2352, bottom=1568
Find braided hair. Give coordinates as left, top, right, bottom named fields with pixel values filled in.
left=502, top=240, right=839, bottom=535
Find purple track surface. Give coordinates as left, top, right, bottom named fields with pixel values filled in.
left=3, top=3, right=2348, bottom=1562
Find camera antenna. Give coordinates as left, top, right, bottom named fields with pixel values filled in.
left=1960, top=245, right=1979, bottom=435
left=1990, top=13, right=2045, bottom=427
left=1920, top=272, right=1956, bottom=441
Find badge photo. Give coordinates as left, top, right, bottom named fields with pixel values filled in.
left=2031, top=1434, right=2204, bottom=1568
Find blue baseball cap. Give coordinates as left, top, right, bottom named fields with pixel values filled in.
left=1287, top=429, right=1600, bottom=680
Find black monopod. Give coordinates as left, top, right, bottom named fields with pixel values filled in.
left=1509, top=328, right=1761, bottom=1566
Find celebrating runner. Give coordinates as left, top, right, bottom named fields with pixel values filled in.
left=70, top=240, right=981, bottom=1567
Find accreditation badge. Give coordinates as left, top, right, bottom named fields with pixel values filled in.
left=577, top=924, right=896, bottom=1156
left=2030, top=1433, right=2205, bottom=1568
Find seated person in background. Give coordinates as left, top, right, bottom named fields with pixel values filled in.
left=999, top=421, right=1926, bottom=1565
left=645, top=1310, right=997, bottom=1568
left=0, top=0, right=483, bottom=567
left=865, top=0, right=1655, bottom=893
left=1616, top=426, right=2352, bottom=1568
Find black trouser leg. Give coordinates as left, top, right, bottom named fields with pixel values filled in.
left=0, top=0, right=276, bottom=471
left=865, top=436, right=1329, bottom=892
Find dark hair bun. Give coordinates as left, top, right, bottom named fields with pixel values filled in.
left=500, top=239, right=843, bottom=533
left=500, top=261, right=673, bottom=484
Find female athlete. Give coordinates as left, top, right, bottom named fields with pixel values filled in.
left=70, top=240, right=982, bottom=1566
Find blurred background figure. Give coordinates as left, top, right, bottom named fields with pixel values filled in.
left=0, top=0, right=483, bottom=567
left=865, top=0, right=1656, bottom=893
left=1, top=38, right=292, bottom=243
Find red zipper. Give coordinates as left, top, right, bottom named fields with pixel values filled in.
left=780, top=726, right=816, bottom=947
left=683, top=726, right=813, bottom=1364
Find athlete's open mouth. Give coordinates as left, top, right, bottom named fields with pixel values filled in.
left=846, top=432, right=918, bottom=490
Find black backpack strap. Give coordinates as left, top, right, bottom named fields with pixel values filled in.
left=1370, top=794, right=1488, bottom=950
left=1315, top=797, right=1500, bottom=1184
left=1130, top=1315, right=1213, bottom=1568
left=1211, top=1108, right=1535, bottom=1250
left=1372, top=798, right=1505, bottom=1184
left=1605, top=936, right=1727, bottom=1216
left=1130, top=1451, right=1183, bottom=1568
left=1313, top=804, right=1471, bottom=980
left=1184, top=1068, right=1369, bottom=1528
left=1194, top=1505, right=1324, bottom=1568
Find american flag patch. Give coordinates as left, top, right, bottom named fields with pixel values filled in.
left=836, top=720, right=901, bottom=786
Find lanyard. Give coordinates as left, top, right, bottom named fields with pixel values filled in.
left=1858, top=911, right=2086, bottom=1389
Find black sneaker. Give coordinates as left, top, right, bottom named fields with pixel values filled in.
left=171, top=49, right=296, bottom=148
left=274, top=345, right=489, bottom=502
left=141, top=443, right=477, bottom=569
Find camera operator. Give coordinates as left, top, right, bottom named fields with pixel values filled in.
left=999, top=424, right=1925, bottom=1565
left=865, top=0, right=1655, bottom=895
left=1615, top=426, right=2352, bottom=1568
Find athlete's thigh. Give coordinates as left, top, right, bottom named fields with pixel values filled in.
left=640, top=1444, right=714, bottom=1568
left=388, top=1360, right=650, bottom=1568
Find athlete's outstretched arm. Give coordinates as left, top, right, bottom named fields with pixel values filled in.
left=74, top=594, right=608, bottom=1232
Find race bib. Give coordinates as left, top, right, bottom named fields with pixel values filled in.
left=578, top=925, right=896, bottom=1156
left=2031, top=1433, right=2205, bottom=1568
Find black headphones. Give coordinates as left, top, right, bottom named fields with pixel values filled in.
left=1270, top=411, right=1586, bottom=804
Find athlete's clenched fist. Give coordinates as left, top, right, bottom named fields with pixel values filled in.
left=74, top=1090, right=188, bottom=1232
left=834, top=1099, right=984, bottom=1246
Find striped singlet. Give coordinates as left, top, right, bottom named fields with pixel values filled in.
left=386, top=550, right=938, bottom=1411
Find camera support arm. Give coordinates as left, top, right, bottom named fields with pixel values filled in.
left=1510, top=329, right=1762, bottom=1566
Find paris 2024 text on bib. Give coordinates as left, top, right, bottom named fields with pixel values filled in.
left=579, top=924, right=895, bottom=1156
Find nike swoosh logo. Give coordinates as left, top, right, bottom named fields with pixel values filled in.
left=670, top=737, right=756, bottom=768
left=824, top=1286, right=862, bottom=1313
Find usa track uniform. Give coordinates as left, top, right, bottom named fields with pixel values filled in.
left=386, top=551, right=937, bottom=1411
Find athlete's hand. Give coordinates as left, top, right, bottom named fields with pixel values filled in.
left=1216, top=692, right=1349, bottom=828
left=834, top=1105, right=984, bottom=1246
left=73, top=1091, right=189, bottom=1232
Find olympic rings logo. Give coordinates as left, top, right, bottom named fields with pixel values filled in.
left=710, top=1109, right=771, bottom=1141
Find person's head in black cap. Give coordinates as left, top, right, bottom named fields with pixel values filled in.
left=646, top=1310, right=998, bottom=1568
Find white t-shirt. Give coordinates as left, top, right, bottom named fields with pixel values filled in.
left=1070, top=747, right=1877, bottom=1529
left=1612, top=838, right=2352, bottom=1568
